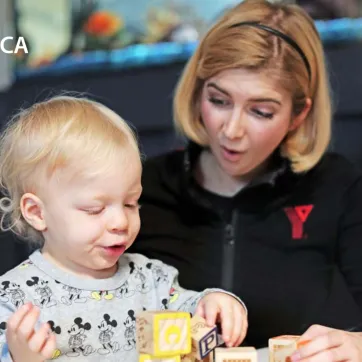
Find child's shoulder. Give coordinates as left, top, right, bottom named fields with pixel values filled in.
left=123, top=252, right=170, bottom=269
left=0, top=258, right=36, bottom=279
left=0, top=257, right=39, bottom=295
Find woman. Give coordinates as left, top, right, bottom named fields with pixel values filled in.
left=131, top=0, right=362, bottom=360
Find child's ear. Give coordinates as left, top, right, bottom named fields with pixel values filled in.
left=20, top=193, right=46, bottom=231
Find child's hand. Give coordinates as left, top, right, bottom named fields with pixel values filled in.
left=6, top=302, right=57, bottom=362
left=195, top=292, right=248, bottom=347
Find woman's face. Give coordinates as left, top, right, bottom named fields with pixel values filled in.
left=200, top=68, right=307, bottom=177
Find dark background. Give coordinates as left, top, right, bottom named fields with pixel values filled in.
left=0, top=41, right=362, bottom=273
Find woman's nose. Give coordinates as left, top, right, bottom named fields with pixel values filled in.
left=222, top=111, right=246, bottom=140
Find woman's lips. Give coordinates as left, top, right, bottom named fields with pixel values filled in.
left=220, top=146, right=245, bottom=162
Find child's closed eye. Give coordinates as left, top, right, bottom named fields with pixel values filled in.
left=83, top=207, right=105, bottom=215
left=125, top=202, right=141, bottom=209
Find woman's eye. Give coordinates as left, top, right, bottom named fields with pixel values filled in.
left=253, top=109, right=274, bottom=119
left=208, top=97, right=229, bottom=106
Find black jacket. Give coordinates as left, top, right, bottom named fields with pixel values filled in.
left=132, top=143, right=362, bottom=348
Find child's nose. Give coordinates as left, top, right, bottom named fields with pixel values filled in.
left=107, top=207, right=129, bottom=233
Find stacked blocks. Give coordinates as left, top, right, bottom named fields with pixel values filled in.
left=136, top=310, right=258, bottom=362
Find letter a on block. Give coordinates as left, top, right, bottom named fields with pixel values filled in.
left=136, top=311, right=191, bottom=357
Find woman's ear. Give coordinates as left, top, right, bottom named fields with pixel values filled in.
left=20, top=193, right=46, bottom=231
left=289, top=98, right=312, bottom=132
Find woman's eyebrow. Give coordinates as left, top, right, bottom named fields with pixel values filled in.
left=206, top=82, right=230, bottom=96
left=207, top=82, right=281, bottom=105
left=249, top=97, right=281, bottom=105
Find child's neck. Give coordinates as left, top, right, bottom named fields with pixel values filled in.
left=41, top=247, right=118, bottom=280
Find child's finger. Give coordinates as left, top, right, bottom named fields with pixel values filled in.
left=195, top=302, right=206, bottom=319
left=6, top=303, right=33, bottom=340
left=40, top=332, right=57, bottom=360
left=236, top=318, right=248, bottom=347
left=230, top=305, right=243, bottom=347
left=203, top=300, right=218, bottom=327
left=28, top=322, right=50, bottom=353
left=220, top=305, right=233, bottom=346
left=6, top=303, right=33, bottom=337
left=17, top=305, right=40, bottom=342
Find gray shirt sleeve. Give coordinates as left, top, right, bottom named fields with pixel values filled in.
left=0, top=299, right=17, bottom=361
left=146, top=258, right=247, bottom=315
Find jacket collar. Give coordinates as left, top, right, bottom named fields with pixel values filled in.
left=182, top=141, right=290, bottom=191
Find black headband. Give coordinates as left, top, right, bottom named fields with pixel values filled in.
left=229, top=21, right=311, bottom=80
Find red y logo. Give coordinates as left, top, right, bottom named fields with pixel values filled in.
left=284, top=205, right=314, bottom=239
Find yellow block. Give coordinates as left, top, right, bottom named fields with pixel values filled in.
left=137, top=311, right=191, bottom=357
left=139, top=354, right=181, bottom=362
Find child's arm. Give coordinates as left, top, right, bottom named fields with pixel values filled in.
left=1, top=303, right=56, bottom=362
left=149, top=259, right=248, bottom=347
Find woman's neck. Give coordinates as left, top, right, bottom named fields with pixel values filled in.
left=195, top=149, right=268, bottom=197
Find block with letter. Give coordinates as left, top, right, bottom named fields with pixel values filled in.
left=181, top=344, right=197, bottom=362
left=181, top=349, right=214, bottom=362
left=190, top=315, right=218, bottom=360
left=269, top=335, right=300, bottom=362
left=269, top=336, right=309, bottom=362
left=180, top=354, right=195, bottom=362
left=214, top=347, right=257, bottom=362
left=203, top=349, right=215, bottom=361
left=139, top=354, right=181, bottom=362
left=136, top=311, right=191, bottom=357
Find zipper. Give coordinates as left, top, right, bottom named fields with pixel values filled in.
left=221, top=209, right=238, bottom=291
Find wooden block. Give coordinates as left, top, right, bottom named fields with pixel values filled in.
left=273, top=344, right=297, bottom=362
left=137, top=311, right=191, bottom=357
left=268, top=336, right=300, bottom=362
left=139, top=354, right=181, bottom=362
left=181, top=349, right=214, bottom=362
left=203, top=350, right=215, bottom=361
left=190, top=315, right=218, bottom=360
left=180, top=354, right=196, bottom=362
left=181, top=344, right=197, bottom=362
left=214, top=347, right=257, bottom=362
left=273, top=339, right=311, bottom=362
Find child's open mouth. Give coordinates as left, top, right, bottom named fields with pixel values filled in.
left=103, top=244, right=126, bottom=257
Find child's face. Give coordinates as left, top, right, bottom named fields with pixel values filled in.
left=27, top=146, right=142, bottom=278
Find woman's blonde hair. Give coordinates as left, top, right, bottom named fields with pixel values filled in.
left=0, top=95, right=140, bottom=243
left=174, top=0, right=332, bottom=172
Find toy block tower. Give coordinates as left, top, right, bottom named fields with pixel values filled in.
left=137, top=311, right=191, bottom=358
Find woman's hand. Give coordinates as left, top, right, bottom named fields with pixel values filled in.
left=292, top=324, right=362, bottom=362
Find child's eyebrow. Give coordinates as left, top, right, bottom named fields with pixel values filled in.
left=90, top=188, right=143, bottom=202
left=129, top=187, right=143, bottom=195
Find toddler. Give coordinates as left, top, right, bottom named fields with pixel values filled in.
left=0, top=96, right=248, bottom=361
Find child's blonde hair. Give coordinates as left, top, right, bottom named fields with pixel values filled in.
left=0, top=95, right=140, bottom=244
